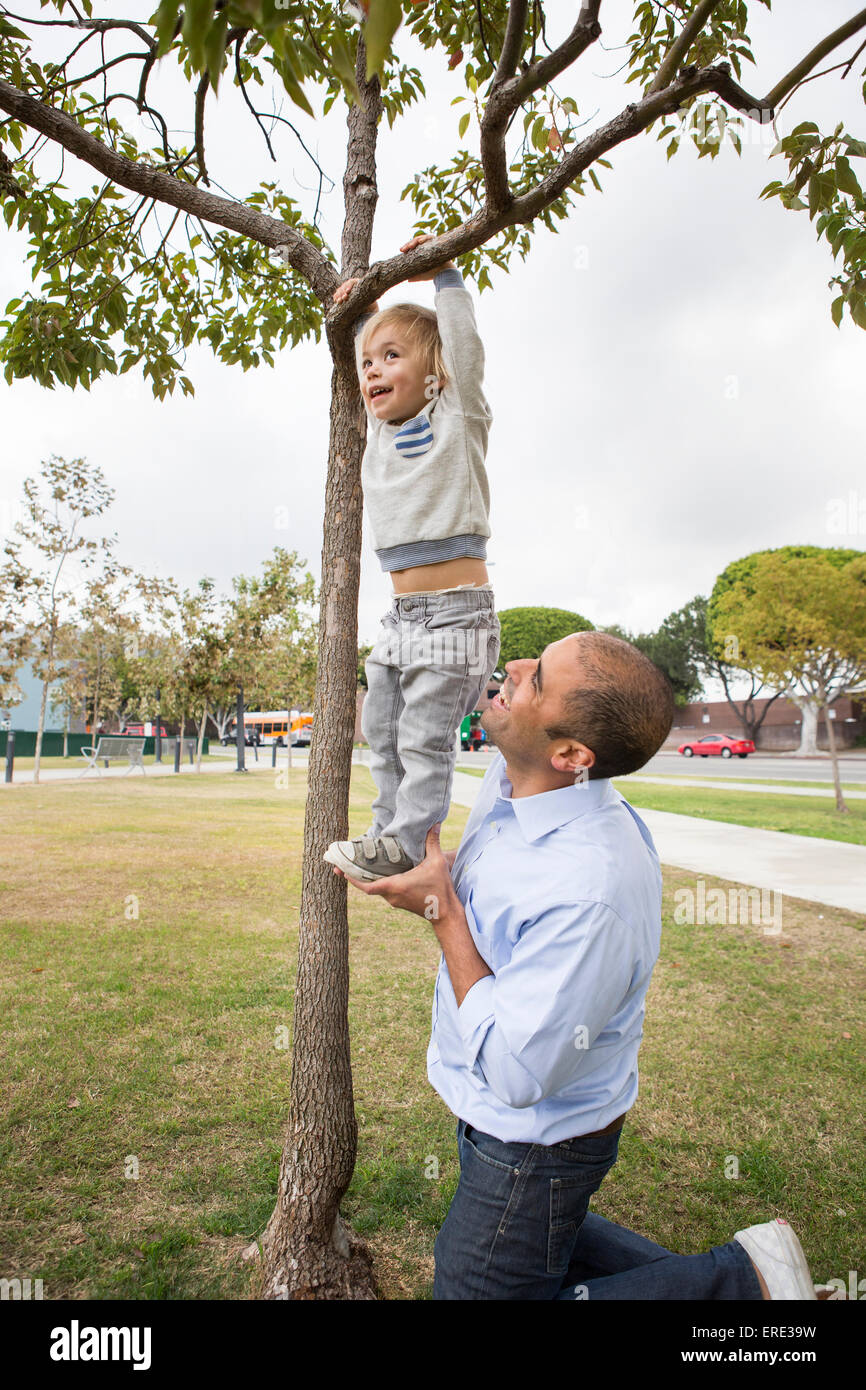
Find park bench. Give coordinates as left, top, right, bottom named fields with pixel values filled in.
left=79, top=736, right=146, bottom=777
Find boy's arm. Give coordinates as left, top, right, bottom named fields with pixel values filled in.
left=433, top=266, right=489, bottom=419
left=334, top=277, right=379, bottom=421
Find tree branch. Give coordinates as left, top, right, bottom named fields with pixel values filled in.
left=482, top=0, right=603, bottom=212
left=764, top=8, right=866, bottom=109
left=647, top=0, right=724, bottom=95
left=194, top=74, right=209, bottom=185
left=0, top=76, right=337, bottom=302
left=493, top=0, right=529, bottom=85
left=334, top=58, right=773, bottom=324
left=339, top=37, right=382, bottom=287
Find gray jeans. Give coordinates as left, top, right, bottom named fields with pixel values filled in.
left=361, top=588, right=501, bottom=863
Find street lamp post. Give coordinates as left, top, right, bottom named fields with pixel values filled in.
left=154, top=683, right=163, bottom=761
left=155, top=686, right=162, bottom=763
left=235, top=685, right=246, bottom=773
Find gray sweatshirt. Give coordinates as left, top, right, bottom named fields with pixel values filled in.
left=354, top=267, right=492, bottom=572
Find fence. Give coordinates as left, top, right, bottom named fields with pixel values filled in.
left=0, top=731, right=210, bottom=758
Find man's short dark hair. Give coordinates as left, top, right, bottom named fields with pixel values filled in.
left=544, top=632, right=675, bottom=780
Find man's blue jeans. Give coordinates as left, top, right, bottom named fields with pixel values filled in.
left=433, top=1120, right=764, bottom=1300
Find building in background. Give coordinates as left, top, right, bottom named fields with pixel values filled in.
left=668, top=695, right=864, bottom=751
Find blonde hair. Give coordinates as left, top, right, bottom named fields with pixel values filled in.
left=358, top=303, right=449, bottom=389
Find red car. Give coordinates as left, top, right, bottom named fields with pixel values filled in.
left=678, top=734, right=755, bottom=759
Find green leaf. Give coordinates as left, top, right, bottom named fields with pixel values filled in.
left=458, top=111, right=470, bottom=139
left=329, top=30, right=361, bottom=105
left=849, top=294, right=866, bottom=330
left=364, top=0, right=403, bottom=81
left=835, top=156, right=862, bottom=201
left=831, top=295, right=845, bottom=328
left=154, top=0, right=182, bottom=57
left=204, top=10, right=229, bottom=94
left=182, top=0, right=214, bottom=72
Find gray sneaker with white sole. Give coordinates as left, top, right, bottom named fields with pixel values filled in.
left=323, top=834, right=415, bottom=882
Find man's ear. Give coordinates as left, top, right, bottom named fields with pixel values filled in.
left=551, top=743, right=594, bottom=777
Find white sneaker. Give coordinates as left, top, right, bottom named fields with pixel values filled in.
left=734, top=1218, right=817, bottom=1300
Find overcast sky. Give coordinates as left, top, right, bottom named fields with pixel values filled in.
left=2, top=1, right=864, bottom=659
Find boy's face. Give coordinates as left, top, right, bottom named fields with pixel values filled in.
left=360, top=324, right=433, bottom=425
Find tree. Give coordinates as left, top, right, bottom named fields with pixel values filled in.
left=54, top=567, right=143, bottom=739
left=709, top=546, right=866, bottom=811
left=498, top=606, right=593, bottom=667
left=3, top=1, right=866, bottom=1298
left=0, top=455, right=115, bottom=780
left=221, top=549, right=317, bottom=773
left=600, top=607, right=704, bottom=705
left=0, top=611, right=28, bottom=717
left=681, top=593, right=785, bottom=743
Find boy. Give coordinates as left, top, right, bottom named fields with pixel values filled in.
left=324, top=235, right=500, bottom=882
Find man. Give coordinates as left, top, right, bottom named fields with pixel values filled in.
left=335, top=631, right=818, bottom=1301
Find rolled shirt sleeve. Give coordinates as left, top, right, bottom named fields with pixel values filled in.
left=455, top=900, right=636, bottom=1110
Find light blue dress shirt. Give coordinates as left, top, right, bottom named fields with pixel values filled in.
left=427, top=751, right=663, bottom=1143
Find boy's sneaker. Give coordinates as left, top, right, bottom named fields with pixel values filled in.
left=323, top=834, right=415, bottom=882
left=733, top=1218, right=817, bottom=1300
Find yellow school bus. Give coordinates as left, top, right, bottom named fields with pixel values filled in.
left=222, top=710, right=313, bottom=747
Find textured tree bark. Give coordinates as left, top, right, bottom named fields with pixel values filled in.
left=258, top=47, right=382, bottom=1302
left=793, top=696, right=819, bottom=756
left=258, top=346, right=376, bottom=1301
left=823, top=702, right=849, bottom=814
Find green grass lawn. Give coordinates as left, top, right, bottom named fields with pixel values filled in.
left=614, top=782, right=866, bottom=846
left=1, top=766, right=863, bottom=1299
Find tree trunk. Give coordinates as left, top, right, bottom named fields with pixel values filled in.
left=258, top=344, right=376, bottom=1300
left=257, top=38, right=381, bottom=1301
left=34, top=675, right=49, bottom=784
left=196, top=703, right=207, bottom=772
left=33, top=612, right=56, bottom=784
left=793, top=696, right=820, bottom=755
left=92, top=646, right=102, bottom=742
left=210, top=706, right=230, bottom=740
left=823, top=703, right=849, bottom=813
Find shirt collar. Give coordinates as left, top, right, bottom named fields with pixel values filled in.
left=493, top=754, right=616, bottom=844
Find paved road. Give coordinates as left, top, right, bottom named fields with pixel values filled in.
left=638, top=749, right=866, bottom=785
left=448, top=770, right=866, bottom=915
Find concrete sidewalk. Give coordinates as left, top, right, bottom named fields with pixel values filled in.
left=448, top=771, right=866, bottom=915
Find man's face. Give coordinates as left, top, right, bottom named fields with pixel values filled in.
left=482, top=633, right=590, bottom=772
left=360, top=325, right=431, bottom=425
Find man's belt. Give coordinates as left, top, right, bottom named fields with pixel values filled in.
left=571, top=1111, right=627, bottom=1141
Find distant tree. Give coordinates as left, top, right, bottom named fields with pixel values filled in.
left=52, top=568, right=142, bottom=739
left=601, top=607, right=704, bottom=706
left=222, top=549, right=317, bottom=770
left=0, top=456, right=115, bottom=780
left=709, top=547, right=866, bottom=811
left=356, top=643, right=373, bottom=691
left=498, top=606, right=593, bottom=667
left=0, top=612, right=28, bottom=717
left=680, top=593, right=785, bottom=743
